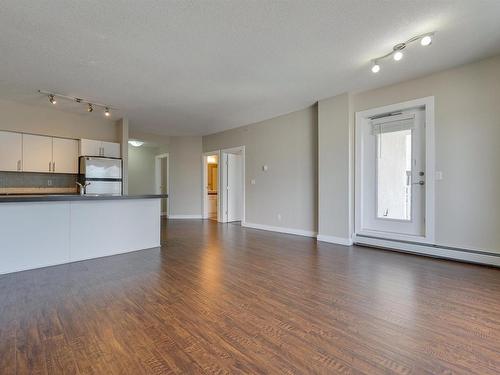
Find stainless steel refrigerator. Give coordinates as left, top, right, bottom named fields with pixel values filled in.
left=79, top=156, right=123, bottom=195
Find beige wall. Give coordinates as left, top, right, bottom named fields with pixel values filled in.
left=126, top=133, right=203, bottom=217
left=0, top=99, right=119, bottom=141
left=351, top=55, right=500, bottom=253
left=318, top=55, right=500, bottom=253
left=203, top=107, right=318, bottom=232
left=317, top=93, right=353, bottom=240
left=168, top=136, right=203, bottom=217
left=127, top=145, right=158, bottom=195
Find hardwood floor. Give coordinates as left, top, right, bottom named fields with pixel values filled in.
left=1, top=219, right=500, bottom=374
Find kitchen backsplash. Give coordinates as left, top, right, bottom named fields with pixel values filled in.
left=0, top=172, right=78, bottom=194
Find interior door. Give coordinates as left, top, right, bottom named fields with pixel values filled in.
left=226, top=153, right=242, bottom=222
left=22, top=134, right=53, bottom=173
left=52, top=137, right=79, bottom=174
left=0, top=131, right=22, bottom=171
left=359, top=110, right=425, bottom=237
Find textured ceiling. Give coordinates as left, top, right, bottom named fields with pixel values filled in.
left=1, top=0, right=499, bottom=136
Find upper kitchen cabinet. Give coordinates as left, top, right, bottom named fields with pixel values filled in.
left=22, top=134, right=53, bottom=173
left=80, top=139, right=120, bottom=158
left=52, top=137, right=79, bottom=174
left=101, top=141, right=121, bottom=158
left=0, top=131, right=23, bottom=172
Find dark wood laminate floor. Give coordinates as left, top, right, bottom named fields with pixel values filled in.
left=1, top=220, right=500, bottom=374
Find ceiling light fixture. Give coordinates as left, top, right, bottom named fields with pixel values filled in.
left=371, top=61, right=380, bottom=73
left=38, top=90, right=115, bottom=117
left=128, top=140, right=144, bottom=147
left=420, top=35, right=432, bottom=46
left=370, top=32, right=435, bottom=73
left=393, top=51, right=404, bottom=61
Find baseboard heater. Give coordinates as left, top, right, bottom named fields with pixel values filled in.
left=353, top=234, right=500, bottom=268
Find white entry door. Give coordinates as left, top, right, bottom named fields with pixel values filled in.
left=357, top=109, right=427, bottom=238
left=226, top=153, right=242, bottom=222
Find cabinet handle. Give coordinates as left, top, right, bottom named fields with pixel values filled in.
left=49, top=161, right=52, bottom=172
left=53, top=161, right=56, bottom=172
left=17, top=160, right=21, bottom=171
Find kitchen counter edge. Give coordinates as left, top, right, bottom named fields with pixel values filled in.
left=0, top=194, right=168, bottom=203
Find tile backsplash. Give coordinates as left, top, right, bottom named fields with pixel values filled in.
left=0, top=172, right=78, bottom=194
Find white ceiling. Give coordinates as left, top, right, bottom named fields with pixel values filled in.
left=1, top=1, right=499, bottom=136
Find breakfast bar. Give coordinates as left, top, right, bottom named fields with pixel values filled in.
left=0, top=194, right=166, bottom=275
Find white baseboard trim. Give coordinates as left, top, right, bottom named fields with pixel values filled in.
left=168, top=214, right=203, bottom=219
left=242, top=222, right=317, bottom=238
left=354, top=235, right=500, bottom=267
left=317, top=234, right=353, bottom=246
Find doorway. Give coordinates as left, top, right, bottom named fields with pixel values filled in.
left=155, top=153, right=169, bottom=217
left=355, top=97, right=435, bottom=244
left=202, top=152, right=219, bottom=221
left=219, top=146, right=245, bottom=224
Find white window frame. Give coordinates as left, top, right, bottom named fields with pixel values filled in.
left=355, top=96, right=435, bottom=244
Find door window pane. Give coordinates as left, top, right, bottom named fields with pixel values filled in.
left=376, top=129, right=412, bottom=220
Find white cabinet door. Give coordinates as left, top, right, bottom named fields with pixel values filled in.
left=53, top=138, right=79, bottom=174
left=0, top=131, right=23, bottom=171
left=22, top=134, right=53, bottom=173
left=102, top=141, right=121, bottom=158
left=79, top=139, right=102, bottom=156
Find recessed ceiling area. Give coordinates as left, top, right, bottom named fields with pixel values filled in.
left=0, top=0, right=499, bottom=136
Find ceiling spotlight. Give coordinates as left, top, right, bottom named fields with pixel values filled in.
left=393, top=51, right=403, bottom=61
left=87, top=103, right=93, bottom=113
left=420, top=35, right=432, bottom=46
left=104, top=107, right=110, bottom=117
left=49, top=94, right=56, bottom=104
left=371, top=61, right=380, bottom=73
left=128, top=140, right=144, bottom=147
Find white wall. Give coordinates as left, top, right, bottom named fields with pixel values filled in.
left=203, top=107, right=317, bottom=233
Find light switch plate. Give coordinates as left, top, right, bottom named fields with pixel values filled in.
left=435, top=171, right=443, bottom=180
left=251, top=179, right=256, bottom=185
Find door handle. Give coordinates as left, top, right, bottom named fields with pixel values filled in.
left=49, top=161, right=52, bottom=172
left=412, top=181, right=425, bottom=186
left=53, top=161, right=56, bottom=172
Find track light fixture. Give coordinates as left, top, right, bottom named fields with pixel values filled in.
left=370, top=32, right=434, bottom=73
left=38, top=90, right=114, bottom=118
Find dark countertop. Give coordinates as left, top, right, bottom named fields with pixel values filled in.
left=0, top=194, right=168, bottom=203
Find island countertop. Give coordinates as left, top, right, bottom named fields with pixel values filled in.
left=0, top=194, right=168, bottom=203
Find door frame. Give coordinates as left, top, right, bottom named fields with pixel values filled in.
left=219, top=146, right=246, bottom=224
left=155, top=153, right=170, bottom=217
left=202, top=150, right=221, bottom=220
left=354, top=96, right=435, bottom=244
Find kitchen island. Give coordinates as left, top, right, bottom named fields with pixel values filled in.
left=0, top=194, right=166, bottom=275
